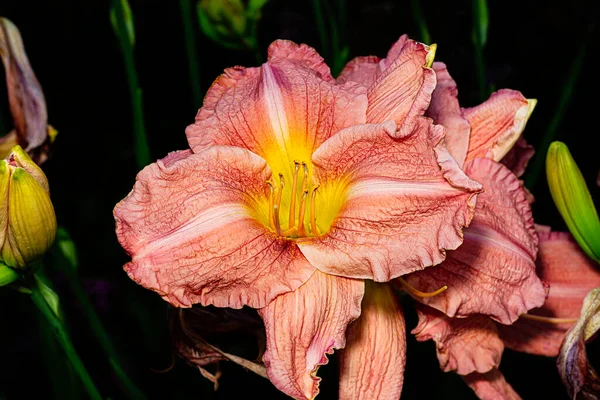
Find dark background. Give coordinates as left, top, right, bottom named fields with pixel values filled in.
left=1, top=0, right=599, bottom=399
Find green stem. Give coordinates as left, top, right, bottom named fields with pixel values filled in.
left=311, top=0, right=330, bottom=62
left=321, top=0, right=342, bottom=75
left=180, top=0, right=203, bottom=107
left=30, top=281, right=102, bottom=400
left=63, top=268, right=147, bottom=399
left=524, top=43, right=586, bottom=190
left=411, top=0, right=431, bottom=44
left=472, top=0, right=488, bottom=101
left=112, top=0, right=151, bottom=169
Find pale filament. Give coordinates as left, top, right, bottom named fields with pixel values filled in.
left=519, top=313, right=578, bottom=324
left=267, top=162, right=319, bottom=238
left=397, top=277, right=448, bottom=298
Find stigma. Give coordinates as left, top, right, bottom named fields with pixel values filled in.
left=266, top=161, right=319, bottom=239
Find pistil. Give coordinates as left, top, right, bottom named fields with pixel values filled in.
left=397, top=277, right=448, bottom=298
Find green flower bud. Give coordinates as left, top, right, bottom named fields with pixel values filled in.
left=546, top=141, right=600, bottom=262
left=0, top=145, right=56, bottom=269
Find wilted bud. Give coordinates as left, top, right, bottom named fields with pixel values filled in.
left=0, top=145, right=56, bottom=269
left=197, top=0, right=267, bottom=50
left=546, top=141, right=600, bottom=263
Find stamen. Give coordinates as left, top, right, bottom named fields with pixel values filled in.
left=310, top=186, right=319, bottom=235
left=519, top=313, right=578, bottom=324
left=274, top=174, right=284, bottom=235
left=266, top=181, right=275, bottom=230
left=288, top=162, right=300, bottom=230
left=397, top=277, right=448, bottom=298
left=297, top=190, right=308, bottom=237
left=301, top=162, right=309, bottom=193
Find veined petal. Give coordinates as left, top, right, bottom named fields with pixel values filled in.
left=426, top=62, right=471, bottom=167
left=298, top=120, right=480, bottom=282
left=336, top=56, right=381, bottom=87
left=500, top=137, right=534, bottom=178
left=338, top=283, right=406, bottom=400
left=463, top=369, right=522, bottom=400
left=258, top=271, right=363, bottom=400
left=405, top=159, right=546, bottom=324
left=366, top=39, right=436, bottom=134
left=114, top=147, right=315, bottom=309
left=412, top=305, right=503, bottom=375
left=499, top=230, right=600, bottom=356
left=186, top=43, right=367, bottom=171
left=463, top=90, right=535, bottom=163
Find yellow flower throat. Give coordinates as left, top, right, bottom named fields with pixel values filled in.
left=266, top=161, right=319, bottom=238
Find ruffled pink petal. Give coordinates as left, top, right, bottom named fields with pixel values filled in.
left=463, top=90, right=534, bottom=163
left=412, top=305, right=503, bottom=375
left=499, top=230, right=600, bottom=356
left=366, top=39, right=436, bottom=134
left=426, top=62, right=471, bottom=167
left=186, top=41, right=367, bottom=159
left=336, top=56, right=381, bottom=87
left=298, top=120, right=481, bottom=281
left=463, top=369, right=522, bottom=400
left=258, top=271, right=363, bottom=400
left=404, top=158, right=546, bottom=324
left=500, top=137, right=534, bottom=178
left=114, top=147, right=315, bottom=309
left=338, top=283, right=406, bottom=400
left=379, top=34, right=410, bottom=71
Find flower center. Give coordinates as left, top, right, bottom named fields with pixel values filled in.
left=266, top=161, right=320, bottom=239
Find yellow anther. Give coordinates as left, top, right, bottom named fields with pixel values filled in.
left=397, top=277, right=448, bottom=298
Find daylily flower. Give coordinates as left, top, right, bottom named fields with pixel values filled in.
left=0, top=17, right=55, bottom=163
left=337, top=35, right=546, bottom=399
left=115, top=37, right=483, bottom=399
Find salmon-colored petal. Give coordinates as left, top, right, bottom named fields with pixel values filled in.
left=412, top=305, right=503, bottom=375
left=463, top=90, right=535, bottom=163
left=366, top=39, right=436, bottom=134
left=426, top=62, right=471, bottom=167
left=114, top=147, right=316, bottom=309
left=338, top=283, right=406, bottom=400
left=405, top=158, right=546, bottom=324
left=499, top=230, right=600, bottom=356
left=336, top=56, right=381, bottom=87
left=463, top=369, right=522, bottom=400
left=186, top=44, right=367, bottom=163
left=267, top=40, right=334, bottom=82
left=258, top=271, right=363, bottom=400
left=298, top=120, right=481, bottom=281
left=500, top=137, right=534, bottom=178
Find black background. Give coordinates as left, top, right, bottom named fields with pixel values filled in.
left=1, top=0, right=599, bottom=399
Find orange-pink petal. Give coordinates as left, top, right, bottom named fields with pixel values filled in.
left=114, top=147, right=315, bottom=309
left=258, top=271, right=363, bottom=400
left=186, top=41, right=367, bottom=159
left=463, top=90, right=534, bottom=163
left=463, top=369, right=522, bottom=400
left=336, top=56, right=381, bottom=87
left=412, top=305, right=503, bottom=375
left=298, top=120, right=481, bottom=281
left=500, top=137, right=535, bottom=178
left=426, top=62, right=471, bottom=167
left=366, top=39, right=436, bottom=135
left=404, top=158, right=546, bottom=324
left=338, top=283, right=406, bottom=400
left=499, top=229, right=600, bottom=356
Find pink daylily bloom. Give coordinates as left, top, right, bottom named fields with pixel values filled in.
left=115, top=38, right=481, bottom=399
left=334, top=35, right=545, bottom=400
left=499, top=228, right=600, bottom=356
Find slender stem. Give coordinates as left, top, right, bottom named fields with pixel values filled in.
left=524, top=43, right=586, bottom=190
left=410, top=0, right=431, bottom=44
left=472, top=0, right=488, bottom=101
left=180, top=0, right=203, bottom=107
left=321, top=0, right=342, bottom=75
left=311, top=0, right=330, bottom=62
left=112, top=0, right=151, bottom=169
left=30, top=282, right=103, bottom=400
